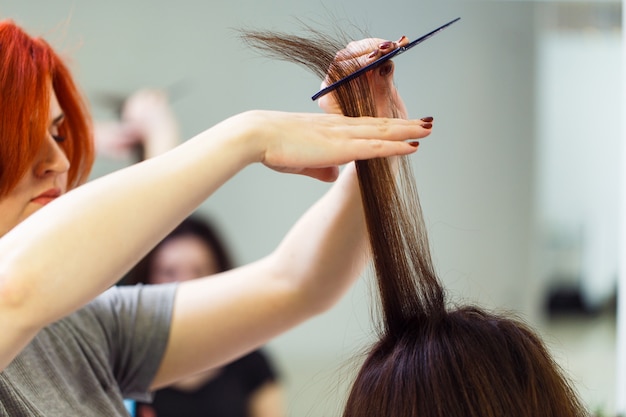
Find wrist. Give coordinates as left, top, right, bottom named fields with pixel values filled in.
left=214, top=110, right=270, bottom=166
left=194, top=110, right=266, bottom=168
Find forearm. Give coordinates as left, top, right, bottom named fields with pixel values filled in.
left=270, top=163, right=368, bottom=313
left=0, top=118, right=256, bottom=331
left=153, top=164, right=368, bottom=387
left=0, top=105, right=425, bottom=371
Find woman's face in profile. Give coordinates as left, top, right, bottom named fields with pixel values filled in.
left=0, top=89, right=70, bottom=237
left=149, top=235, right=219, bottom=284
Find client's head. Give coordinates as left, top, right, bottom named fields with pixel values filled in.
left=344, top=305, right=585, bottom=417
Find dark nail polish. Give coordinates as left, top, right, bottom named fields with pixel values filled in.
left=421, top=123, right=432, bottom=129
left=379, top=41, right=392, bottom=50
left=409, top=141, right=420, bottom=147
left=420, top=116, right=434, bottom=122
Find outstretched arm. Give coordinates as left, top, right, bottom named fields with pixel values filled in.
left=0, top=108, right=429, bottom=371
left=151, top=36, right=429, bottom=388
left=153, top=161, right=367, bottom=388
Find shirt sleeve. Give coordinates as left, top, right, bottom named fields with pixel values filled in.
left=84, top=283, right=178, bottom=402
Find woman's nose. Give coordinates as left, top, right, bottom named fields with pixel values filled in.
left=35, top=135, right=70, bottom=177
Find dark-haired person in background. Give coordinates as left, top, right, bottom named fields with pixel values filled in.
left=123, top=216, right=285, bottom=417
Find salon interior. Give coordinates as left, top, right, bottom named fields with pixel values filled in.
left=5, top=0, right=624, bottom=415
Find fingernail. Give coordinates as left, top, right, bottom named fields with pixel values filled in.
left=397, top=35, right=407, bottom=44
left=409, top=141, right=420, bottom=147
left=368, top=50, right=378, bottom=58
left=421, top=123, right=432, bottom=129
left=378, top=41, right=393, bottom=50
left=420, top=116, right=434, bottom=122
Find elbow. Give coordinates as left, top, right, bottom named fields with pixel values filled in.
left=0, top=270, right=45, bottom=372
left=0, top=269, right=42, bottom=331
left=0, top=272, right=27, bottom=310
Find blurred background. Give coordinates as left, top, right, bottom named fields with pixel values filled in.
left=2, top=0, right=621, bottom=415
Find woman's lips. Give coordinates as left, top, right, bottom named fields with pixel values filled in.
left=32, top=189, right=61, bottom=205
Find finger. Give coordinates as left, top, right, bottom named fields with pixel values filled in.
left=318, top=115, right=434, bottom=141
left=396, top=35, right=409, bottom=47
left=338, top=38, right=383, bottom=61
left=341, top=138, right=421, bottom=162
left=365, top=37, right=409, bottom=61
left=317, top=90, right=342, bottom=115
left=369, top=120, right=432, bottom=140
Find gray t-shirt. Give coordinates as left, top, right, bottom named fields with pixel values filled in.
left=0, top=283, right=177, bottom=416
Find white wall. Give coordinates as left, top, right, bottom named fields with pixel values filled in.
left=530, top=4, right=621, bottom=413
left=534, top=23, right=621, bottom=310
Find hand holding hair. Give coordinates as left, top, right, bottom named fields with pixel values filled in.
left=202, top=109, right=431, bottom=182
left=318, top=36, right=410, bottom=118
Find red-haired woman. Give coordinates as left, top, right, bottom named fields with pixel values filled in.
left=0, top=19, right=431, bottom=416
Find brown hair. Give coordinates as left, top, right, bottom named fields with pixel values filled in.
left=0, top=20, right=94, bottom=196
left=242, top=25, right=588, bottom=417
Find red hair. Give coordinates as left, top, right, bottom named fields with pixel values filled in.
left=0, top=20, right=94, bottom=196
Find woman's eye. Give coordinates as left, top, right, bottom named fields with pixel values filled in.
left=52, top=135, right=66, bottom=143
